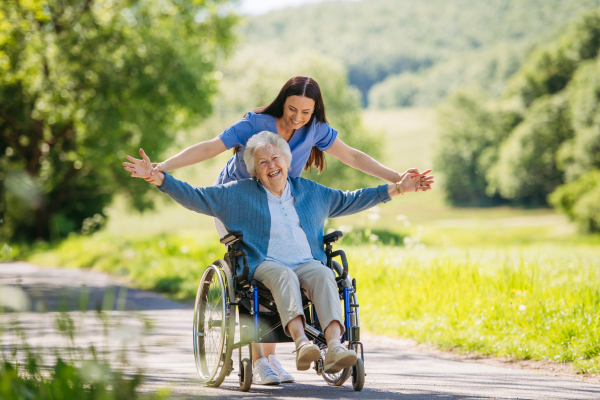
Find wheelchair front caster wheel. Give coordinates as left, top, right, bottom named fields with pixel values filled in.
left=352, top=358, right=364, bottom=391
left=239, top=358, right=252, bottom=392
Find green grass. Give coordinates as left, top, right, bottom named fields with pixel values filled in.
left=349, top=244, right=600, bottom=373
left=28, top=233, right=224, bottom=301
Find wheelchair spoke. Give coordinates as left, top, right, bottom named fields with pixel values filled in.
left=193, top=265, right=228, bottom=384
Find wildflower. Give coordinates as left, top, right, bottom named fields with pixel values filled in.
left=519, top=305, right=526, bottom=312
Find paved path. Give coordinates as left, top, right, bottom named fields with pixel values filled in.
left=1, top=262, right=600, bottom=399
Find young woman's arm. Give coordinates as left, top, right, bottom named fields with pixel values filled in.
left=123, top=136, right=226, bottom=178
left=325, top=137, right=422, bottom=184
left=153, top=136, right=226, bottom=174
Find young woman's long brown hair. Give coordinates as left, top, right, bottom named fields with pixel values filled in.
left=233, top=76, right=329, bottom=173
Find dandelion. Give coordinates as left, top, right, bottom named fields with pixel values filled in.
left=368, top=212, right=380, bottom=222
left=519, top=305, right=526, bottom=312
left=396, top=214, right=407, bottom=221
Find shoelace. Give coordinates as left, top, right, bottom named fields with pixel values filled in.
left=255, top=362, right=277, bottom=377
left=269, top=359, right=288, bottom=375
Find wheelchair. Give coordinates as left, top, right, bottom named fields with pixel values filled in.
left=192, top=230, right=365, bottom=392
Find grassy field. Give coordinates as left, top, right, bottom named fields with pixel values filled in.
left=22, top=107, right=600, bottom=374
left=350, top=244, right=600, bottom=373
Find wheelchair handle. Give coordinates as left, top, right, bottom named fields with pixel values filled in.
left=330, top=250, right=348, bottom=281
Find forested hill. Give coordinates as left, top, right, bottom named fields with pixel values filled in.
left=240, top=0, right=600, bottom=107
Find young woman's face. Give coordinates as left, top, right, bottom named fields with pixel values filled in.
left=282, top=95, right=315, bottom=130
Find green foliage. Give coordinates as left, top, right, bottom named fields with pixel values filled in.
left=506, top=10, right=600, bottom=106
left=369, top=42, right=528, bottom=108
left=0, top=356, right=164, bottom=400
left=0, top=0, right=237, bottom=242
left=435, top=8, right=600, bottom=220
left=210, top=47, right=383, bottom=190
left=487, top=95, right=574, bottom=204
left=558, top=58, right=600, bottom=181
left=434, top=90, right=521, bottom=206
left=242, top=0, right=600, bottom=105
left=549, top=170, right=600, bottom=232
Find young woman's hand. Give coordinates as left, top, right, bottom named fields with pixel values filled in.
left=400, top=168, right=420, bottom=189
left=144, top=171, right=165, bottom=186
left=123, top=149, right=154, bottom=178
left=390, top=169, right=435, bottom=197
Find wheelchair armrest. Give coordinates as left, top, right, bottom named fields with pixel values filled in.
left=220, top=230, right=243, bottom=246
left=323, top=230, right=343, bottom=244
left=330, top=249, right=348, bottom=281
left=234, top=249, right=250, bottom=286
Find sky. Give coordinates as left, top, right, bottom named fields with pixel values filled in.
left=238, top=0, right=358, bottom=15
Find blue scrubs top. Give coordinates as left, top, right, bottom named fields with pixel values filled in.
left=215, top=111, right=338, bottom=184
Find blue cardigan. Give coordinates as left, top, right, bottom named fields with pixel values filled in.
left=158, top=173, right=391, bottom=278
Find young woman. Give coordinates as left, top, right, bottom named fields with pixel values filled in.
left=123, top=76, right=430, bottom=385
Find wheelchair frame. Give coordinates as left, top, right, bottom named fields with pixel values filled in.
left=192, top=230, right=365, bottom=392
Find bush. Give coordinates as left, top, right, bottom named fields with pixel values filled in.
left=549, top=169, right=600, bottom=232
left=487, top=95, right=573, bottom=205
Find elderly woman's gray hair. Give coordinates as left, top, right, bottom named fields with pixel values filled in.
left=244, top=131, right=293, bottom=177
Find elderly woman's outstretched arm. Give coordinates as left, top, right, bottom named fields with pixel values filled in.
left=155, top=172, right=226, bottom=217
left=325, top=169, right=434, bottom=219
left=129, top=148, right=223, bottom=217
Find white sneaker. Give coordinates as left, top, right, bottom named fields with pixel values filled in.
left=252, top=357, right=281, bottom=385
left=268, top=354, right=295, bottom=383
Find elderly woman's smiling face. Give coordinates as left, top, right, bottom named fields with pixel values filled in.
left=254, top=143, right=289, bottom=196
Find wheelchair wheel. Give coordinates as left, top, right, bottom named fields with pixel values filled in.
left=321, top=275, right=360, bottom=387
left=352, top=358, right=365, bottom=391
left=193, top=260, right=235, bottom=387
left=239, top=358, right=252, bottom=392
left=321, top=346, right=352, bottom=386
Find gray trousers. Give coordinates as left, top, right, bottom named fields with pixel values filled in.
left=253, top=259, right=344, bottom=337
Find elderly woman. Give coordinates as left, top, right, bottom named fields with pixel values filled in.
left=139, top=131, right=433, bottom=383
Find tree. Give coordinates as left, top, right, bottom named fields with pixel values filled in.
left=505, top=11, right=600, bottom=107
left=486, top=95, right=573, bottom=205
left=0, top=0, right=237, bottom=241
left=435, top=9, right=600, bottom=211
left=434, top=90, right=521, bottom=206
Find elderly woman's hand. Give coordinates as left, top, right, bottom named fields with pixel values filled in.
left=390, top=169, right=434, bottom=197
